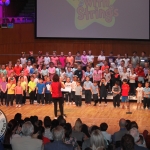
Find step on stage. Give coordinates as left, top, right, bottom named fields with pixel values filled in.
left=1, top=101, right=150, bottom=134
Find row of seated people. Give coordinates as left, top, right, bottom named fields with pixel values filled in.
left=0, top=113, right=150, bottom=150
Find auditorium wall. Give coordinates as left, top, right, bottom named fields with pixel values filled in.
left=0, top=23, right=150, bottom=64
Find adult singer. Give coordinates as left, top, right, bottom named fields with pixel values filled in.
left=50, top=74, right=65, bottom=119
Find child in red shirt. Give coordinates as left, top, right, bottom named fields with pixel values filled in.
left=121, top=79, right=130, bottom=109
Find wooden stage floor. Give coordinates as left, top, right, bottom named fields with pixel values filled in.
left=1, top=101, right=150, bottom=134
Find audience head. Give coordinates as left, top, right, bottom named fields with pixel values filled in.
left=21, top=121, right=34, bottom=136
left=89, top=125, right=100, bottom=135
left=90, top=129, right=105, bottom=150
left=129, top=121, right=138, bottom=130
left=63, top=123, right=72, bottom=138
left=44, top=116, right=51, bottom=128
left=121, top=134, right=135, bottom=150
left=51, top=119, right=59, bottom=131
left=81, top=124, right=90, bottom=138
left=100, top=123, right=108, bottom=132
left=14, top=113, right=22, bottom=122
left=53, top=126, right=65, bottom=141
left=37, top=126, right=45, bottom=140
left=129, top=127, right=140, bottom=143
left=74, top=118, right=82, bottom=132
left=4, top=119, right=18, bottom=144
left=119, top=118, right=126, bottom=128
left=57, top=115, right=66, bottom=126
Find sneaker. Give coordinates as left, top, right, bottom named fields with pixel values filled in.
left=104, top=103, right=107, bottom=106
left=16, top=105, right=18, bottom=107
left=69, top=102, right=72, bottom=105
left=42, top=104, right=45, bottom=106
left=54, top=117, right=57, bottom=119
left=66, top=102, right=69, bottom=105
left=99, top=103, right=101, bottom=107
left=73, top=102, right=75, bottom=105
left=18, top=105, right=21, bottom=108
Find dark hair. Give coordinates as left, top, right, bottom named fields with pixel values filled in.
left=38, top=120, right=43, bottom=127
left=89, top=125, right=100, bottom=134
left=53, top=74, right=59, bottom=82
left=57, top=115, right=66, bottom=126
left=100, top=123, right=108, bottom=131
left=14, top=113, right=22, bottom=122
left=81, top=124, right=90, bottom=138
left=128, top=121, right=138, bottom=130
left=125, top=120, right=131, bottom=131
left=24, top=117, right=30, bottom=122
left=44, top=116, right=51, bottom=128
left=121, top=134, right=134, bottom=150
left=115, top=81, right=120, bottom=86
left=64, top=123, right=72, bottom=138
left=37, top=126, right=45, bottom=140
left=4, top=119, right=18, bottom=144
left=133, top=51, right=137, bottom=54
left=138, top=81, right=142, bottom=85
left=51, top=119, right=59, bottom=131
left=123, top=79, right=127, bottom=83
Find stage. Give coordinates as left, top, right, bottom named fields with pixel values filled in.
left=0, top=101, right=150, bottom=134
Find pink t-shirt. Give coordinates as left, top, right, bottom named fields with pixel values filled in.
left=59, top=56, right=66, bottom=68
left=93, top=70, right=102, bottom=81
left=37, top=56, right=43, bottom=65
left=51, top=57, right=58, bottom=67
left=15, top=86, right=23, bottom=94
left=7, top=69, right=14, bottom=77
left=48, top=67, right=56, bottom=74
left=81, top=55, right=87, bottom=66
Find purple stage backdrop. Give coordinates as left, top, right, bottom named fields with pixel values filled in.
left=0, top=6, right=2, bottom=24
left=36, top=0, right=149, bottom=39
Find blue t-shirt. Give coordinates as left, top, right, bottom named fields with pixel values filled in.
left=143, top=87, right=150, bottom=98
left=45, top=82, right=51, bottom=93
left=37, top=83, right=45, bottom=94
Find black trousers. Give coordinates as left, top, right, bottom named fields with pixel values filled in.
left=22, top=90, right=26, bottom=104
left=129, top=83, right=136, bottom=95
left=71, top=91, right=75, bottom=102
left=1, top=91, right=7, bottom=105
left=113, top=94, right=120, bottom=107
left=45, top=93, right=52, bottom=104
left=75, top=95, right=82, bottom=106
left=143, top=97, right=150, bottom=109
left=99, top=97, right=107, bottom=104
left=16, top=94, right=22, bottom=104
left=37, top=94, right=44, bottom=104
left=29, top=91, right=35, bottom=104
left=93, top=94, right=98, bottom=104
left=53, top=97, right=64, bottom=117
left=85, top=90, right=91, bottom=104
left=65, top=92, right=72, bottom=102
left=7, top=94, right=14, bottom=106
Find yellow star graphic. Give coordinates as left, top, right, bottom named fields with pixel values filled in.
left=66, top=0, right=118, bottom=30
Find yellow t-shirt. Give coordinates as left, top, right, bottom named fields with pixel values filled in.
left=28, top=81, right=36, bottom=93
left=7, top=83, right=16, bottom=94
left=21, top=81, right=27, bottom=91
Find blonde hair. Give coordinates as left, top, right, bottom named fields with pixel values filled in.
left=74, top=118, right=82, bottom=132
left=90, top=129, right=105, bottom=150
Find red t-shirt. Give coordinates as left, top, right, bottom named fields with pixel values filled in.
left=14, top=66, right=22, bottom=76
left=122, top=84, right=130, bottom=96
left=51, top=82, right=62, bottom=98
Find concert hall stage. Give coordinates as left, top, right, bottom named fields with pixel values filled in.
left=1, top=100, right=150, bottom=134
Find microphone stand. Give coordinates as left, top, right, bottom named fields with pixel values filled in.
left=126, top=70, right=132, bottom=114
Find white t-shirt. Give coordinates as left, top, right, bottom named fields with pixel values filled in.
left=120, top=72, right=129, bottom=81
left=136, top=87, right=143, bottom=97
left=87, top=55, right=94, bottom=63
left=104, top=73, right=111, bottom=83
left=116, top=58, right=122, bottom=67
left=44, top=57, right=50, bottom=67
left=98, top=55, right=105, bottom=61
left=118, top=66, right=123, bottom=75
left=123, top=58, right=130, bottom=67
left=20, top=58, right=27, bottom=65
left=129, top=74, right=136, bottom=83
left=27, top=65, right=32, bottom=72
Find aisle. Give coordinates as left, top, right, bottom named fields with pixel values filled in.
left=1, top=100, right=150, bottom=134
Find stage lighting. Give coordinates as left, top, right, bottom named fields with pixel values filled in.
left=0, top=0, right=10, bottom=6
